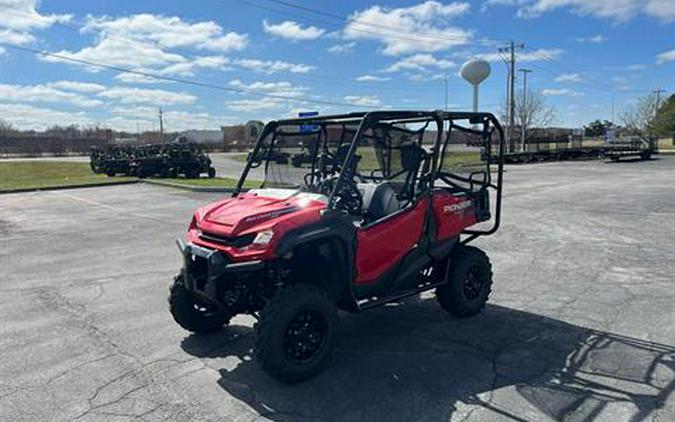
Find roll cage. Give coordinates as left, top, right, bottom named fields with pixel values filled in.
left=234, top=110, right=505, bottom=242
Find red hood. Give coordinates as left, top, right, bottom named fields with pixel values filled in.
left=196, top=189, right=327, bottom=237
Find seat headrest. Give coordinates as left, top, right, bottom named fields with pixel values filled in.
left=399, top=143, right=425, bottom=171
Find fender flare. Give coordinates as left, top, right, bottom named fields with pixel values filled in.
left=275, top=216, right=360, bottom=312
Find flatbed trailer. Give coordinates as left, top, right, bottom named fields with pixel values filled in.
left=502, top=138, right=654, bottom=164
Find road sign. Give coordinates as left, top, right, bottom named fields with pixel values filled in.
left=299, top=111, right=319, bottom=133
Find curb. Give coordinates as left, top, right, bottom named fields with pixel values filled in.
left=0, top=179, right=139, bottom=195
left=141, top=179, right=235, bottom=193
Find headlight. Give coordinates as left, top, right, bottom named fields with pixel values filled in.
left=252, top=230, right=274, bottom=246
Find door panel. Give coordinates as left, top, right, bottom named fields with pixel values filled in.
left=354, top=198, right=428, bottom=285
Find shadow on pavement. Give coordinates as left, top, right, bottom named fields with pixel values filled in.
left=181, top=301, right=675, bottom=422
left=606, top=157, right=660, bottom=164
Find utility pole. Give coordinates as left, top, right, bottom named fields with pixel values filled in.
left=498, top=41, right=524, bottom=152
left=611, top=97, right=615, bottom=124
left=158, top=107, right=164, bottom=142
left=519, top=68, right=532, bottom=151
left=653, top=89, right=666, bottom=110
left=444, top=76, right=448, bottom=111
left=652, top=89, right=666, bottom=136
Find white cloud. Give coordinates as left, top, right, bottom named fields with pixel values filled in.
left=408, top=73, right=445, bottom=81
left=576, top=34, right=607, bottom=43
left=40, top=14, right=246, bottom=77
left=327, top=42, right=356, bottom=54
left=0, top=0, right=71, bottom=31
left=554, top=73, right=582, bottom=82
left=263, top=20, right=325, bottom=40
left=478, top=48, right=563, bottom=63
left=343, top=1, right=472, bottom=55
left=490, top=0, right=675, bottom=22
left=197, top=32, right=248, bottom=52
left=114, top=73, right=165, bottom=84
left=542, top=88, right=583, bottom=96
left=109, top=105, right=232, bottom=131
left=42, top=37, right=186, bottom=70
left=228, top=79, right=308, bottom=98
left=343, top=95, right=383, bottom=107
left=97, top=87, right=196, bottom=105
left=0, top=83, right=103, bottom=107
left=656, top=48, right=675, bottom=64
left=611, top=75, right=630, bottom=83
left=231, top=58, right=314, bottom=74
left=628, top=64, right=646, bottom=71
left=47, top=80, right=107, bottom=93
left=224, top=80, right=311, bottom=113
left=0, top=103, right=92, bottom=130
left=0, top=0, right=71, bottom=49
left=356, top=74, right=391, bottom=82
left=82, top=14, right=248, bottom=52
left=385, top=53, right=455, bottom=72
left=227, top=98, right=287, bottom=112
left=0, top=28, right=35, bottom=44
left=158, top=55, right=229, bottom=77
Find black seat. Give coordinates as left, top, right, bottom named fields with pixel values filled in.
left=365, top=182, right=401, bottom=221
left=397, top=143, right=426, bottom=201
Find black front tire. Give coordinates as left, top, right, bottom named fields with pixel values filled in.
left=436, top=245, right=493, bottom=317
left=207, top=167, right=216, bottom=178
left=169, top=275, right=231, bottom=333
left=255, top=284, right=338, bottom=383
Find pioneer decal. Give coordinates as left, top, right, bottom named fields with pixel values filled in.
left=243, top=206, right=300, bottom=223
left=443, top=200, right=472, bottom=214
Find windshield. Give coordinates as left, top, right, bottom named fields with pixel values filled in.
left=246, top=122, right=359, bottom=191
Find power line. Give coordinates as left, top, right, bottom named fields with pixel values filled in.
left=250, top=0, right=503, bottom=44
left=522, top=44, right=648, bottom=94
left=2, top=42, right=495, bottom=113
left=0, top=42, right=377, bottom=109
left=0, top=4, right=445, bottom=94
left=235, top=0, right=480, bottom=46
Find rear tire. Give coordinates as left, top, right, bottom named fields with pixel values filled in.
left=255, top=284, right=338, bottom=383
left=207, top=167, right=216, bottom=178
left=169, top=274, right=231, bottom=333
left=436, top=245, right=493, bottom=317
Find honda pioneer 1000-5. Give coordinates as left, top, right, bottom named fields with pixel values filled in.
left=170, top=110, right=505, bottom=382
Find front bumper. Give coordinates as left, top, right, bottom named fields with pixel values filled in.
left=176, top=238, right=264, bottom=301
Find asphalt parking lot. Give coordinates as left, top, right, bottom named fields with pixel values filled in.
left=1, top=156, right=675, bottom=421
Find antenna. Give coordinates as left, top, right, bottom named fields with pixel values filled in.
left=158, top=107, right=164, bottom=142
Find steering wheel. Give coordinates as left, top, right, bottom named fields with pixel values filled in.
left=312, top=176, right=362, bottom=214
left=333, top=179, right=363, bottom=214
left=314, top=175, right=339, bottom=196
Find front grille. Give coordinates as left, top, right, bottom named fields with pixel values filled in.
left=199, top=231, right=255, bottom=249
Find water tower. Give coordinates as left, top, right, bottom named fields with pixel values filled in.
left=460, top=59, right=491, bottom=112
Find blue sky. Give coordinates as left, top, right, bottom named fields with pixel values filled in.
left=0, top=0, right=673, bottom=131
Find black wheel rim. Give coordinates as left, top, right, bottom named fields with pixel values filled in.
left=284, top=310, right=328, bottom=364
left=463, top=265, right=485, bottom=301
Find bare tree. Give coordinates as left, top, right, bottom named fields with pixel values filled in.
left=0, top=119, right=16, bottom=137
left=501, top=89, right=556, bottom=136
left=620, top=93, right=659, bottom=135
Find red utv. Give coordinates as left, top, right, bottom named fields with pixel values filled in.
left=170, top=111, right=505, bottom=382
